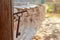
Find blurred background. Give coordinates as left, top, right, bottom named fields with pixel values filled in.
left=13, top=0, right=60, bottom=40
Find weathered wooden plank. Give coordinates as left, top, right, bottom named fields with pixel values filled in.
left=0, top=0, right=13, bottom=40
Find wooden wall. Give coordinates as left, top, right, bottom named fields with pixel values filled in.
left=0, top=0, right=13, bottom=40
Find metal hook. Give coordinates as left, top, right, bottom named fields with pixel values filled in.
left=14, top=10, right=28, bottom=38
left=16, top=12, right=23, bottom=38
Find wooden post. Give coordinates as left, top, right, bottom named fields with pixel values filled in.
left=0, top=0, right=13, bottom=40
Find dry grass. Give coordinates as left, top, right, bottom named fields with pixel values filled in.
left=45, top=13, right=60, bottom=18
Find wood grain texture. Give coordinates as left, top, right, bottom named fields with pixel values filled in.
left=0, top=0, right=13, bottom=40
